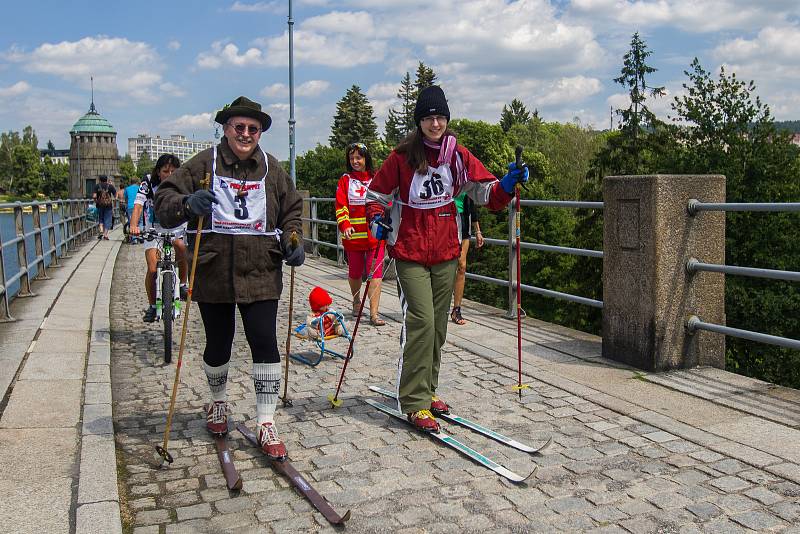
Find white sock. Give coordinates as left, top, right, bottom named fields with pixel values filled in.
left=254, top=362, right=281, bottom=426
left=204, top=362, right=229, bottom=403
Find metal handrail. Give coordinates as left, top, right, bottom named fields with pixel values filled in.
left=0, top=199, right=100, bottom=321
left=687, top=258, right=800, bottom=282
left=688, top=199, right=800, bottom=215
left=521, top=200, right=604, bottom=210
left=303, top=196, right=603, bottom=318
left=687, top=315, right=800, bottom=351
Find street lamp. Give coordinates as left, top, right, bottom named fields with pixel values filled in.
left=288, top=0, right=296, bottom=186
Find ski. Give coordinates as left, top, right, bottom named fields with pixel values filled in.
left=364, top=399, right=535, bottom=484
left=205, top=406, right=243, bottom=491
left=369, top=385, right=553, bottom=455
left=237, top=423, right=351, bottom=525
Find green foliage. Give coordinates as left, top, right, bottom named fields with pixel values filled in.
left=0, top=126, right=42, bottom=198
left=329, top=85, right=379, bottom=149
left=413, top=62, right=437, bottom=95
left=136, top=150, right=155, bottom=178
left=664, top=59, right=800, bottom=387
left=41, top=157, right=69, bottom=199
left=773, top=120, right=800, bottom=133
left=449, top=119, right=514, bottom=177
left=499, top=99, right=531, bottom=133
left=119, top=154, right=138, bottom=186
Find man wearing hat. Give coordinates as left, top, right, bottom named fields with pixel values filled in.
left=155, top=96, right=304, bottom=459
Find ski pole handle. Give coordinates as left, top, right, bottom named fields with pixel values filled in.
left=515, top=145, right=523, bottom=170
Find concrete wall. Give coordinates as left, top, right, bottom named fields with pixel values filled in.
left=602, top=175, right=726, bottom=371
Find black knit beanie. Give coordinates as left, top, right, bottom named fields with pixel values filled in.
left=414, top=85, right=450, bottom=125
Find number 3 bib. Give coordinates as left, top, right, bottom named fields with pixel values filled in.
left=408, top=163, right=455, bottom=209
left=210, top=145, right=272, bottom=235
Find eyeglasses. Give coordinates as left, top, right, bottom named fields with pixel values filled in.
left=348, top=142, right=367, bottom=151
left=227, top=122, right=261, bottom=135
left=421, top=115, right=447, bottom=125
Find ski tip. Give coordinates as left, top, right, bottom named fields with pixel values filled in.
left=230, top=478, right=243, bottom=491
left=535, top=436, right=554, bottom=455
left=327, top=393, right=343, bottom=408
left=521, top=464, right=538, bottom=483
left=340, top=509, right=352, bottom=523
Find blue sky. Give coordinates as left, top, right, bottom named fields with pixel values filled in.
left=1, top=1, right=799, bottom=160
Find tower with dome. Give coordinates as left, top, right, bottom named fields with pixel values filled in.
left=68, top=96, right=120, bottom=198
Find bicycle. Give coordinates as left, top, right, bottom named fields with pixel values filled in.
left=134, top=229, right=182, bottom=363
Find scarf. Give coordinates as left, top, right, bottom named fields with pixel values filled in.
left=423, top=134, right=467, bottom=188
left=348, top=170, right=372, bottom=182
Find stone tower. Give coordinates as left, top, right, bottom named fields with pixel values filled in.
left=69, top=99, right=120, bottom=198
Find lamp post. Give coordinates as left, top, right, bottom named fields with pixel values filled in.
left=288, top=0, right=296, bottom=186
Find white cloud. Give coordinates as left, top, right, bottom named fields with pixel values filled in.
left=167, top=40, right=181, bottom=51
left=0, top=81, right=31, bottom=98
left=7, top=36, right=175, bottom=103
left=196, top=41, right=269, bottom=69
left=711, top=25, right=800, bottom=119
left=538, top=76, right=603, bottom=106
left=165, top=112, right=214, bottom=131
left=302, top=11, right=376, bottom=36
left=568, top=0, right=800, bottom=33
left=159, top=82, right=186, bottom=97
left=260, top=80, right=331, bottom=99
left=230, top=1, right=281, bottom=12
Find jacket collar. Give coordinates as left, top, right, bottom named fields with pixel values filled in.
left=218, top=137, right=265, bottom=169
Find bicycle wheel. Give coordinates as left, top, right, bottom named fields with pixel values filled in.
left=161, top=271, right=174, bottom=364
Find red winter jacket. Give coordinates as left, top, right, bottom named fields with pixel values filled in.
left=366, top=144, right=512, bottom=266
left=335, top=171, right=378, bottom=252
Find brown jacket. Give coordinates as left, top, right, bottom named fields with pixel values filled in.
left=154, top=138, right=302, bottom=303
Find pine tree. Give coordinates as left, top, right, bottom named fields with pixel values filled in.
left=329, top=85, right=379, bottom=149
left=384, top=72, right=417, bottom=144
left=613, top=32, right=665, bottom=166
left=414, top=62, right=438, bottom=95
left=499, top=99, right=532, bottom=132
left=384, top=109, right=404, bottom=146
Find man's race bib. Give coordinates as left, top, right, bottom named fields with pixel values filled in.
left=347, top=176, right=370, bottom=206
left=408, top=163, right=455, bottom=209
left=209, top=145, right=271, bottom=235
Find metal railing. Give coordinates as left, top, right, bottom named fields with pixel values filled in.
left=0, top=199, right=99, bottom=321
left=686, top=199, right=800, bottom=350
left=302, top=197, right=604, bottom=317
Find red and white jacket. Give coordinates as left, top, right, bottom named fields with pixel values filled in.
left=366, top=144, right=512, bottom=266
left=335, top=171, right=378, bottom=252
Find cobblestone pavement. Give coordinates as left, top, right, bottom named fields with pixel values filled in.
left=111, top=244, right=800, bottom=533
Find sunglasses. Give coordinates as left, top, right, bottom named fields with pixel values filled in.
left=228, top=122, right=261, bottom=135
left=348, top=142, right=367, bottom=151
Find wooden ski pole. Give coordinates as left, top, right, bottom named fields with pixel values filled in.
left=328, top=240, right=384, bottom=408
left=155, top=173, right=211, bottom=466
left=281, top=231, right=300, bottom=407
left=510, top=146, right=530, bottom=400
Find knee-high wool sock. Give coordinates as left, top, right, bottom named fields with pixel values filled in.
left=204, top=362, right=229, bottom=403
left=253, top=362, right=281, bottom=426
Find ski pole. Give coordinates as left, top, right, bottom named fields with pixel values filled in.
left=510, top=146, right=530, bottom=400
left=281, top=231, right=300, bottom=407
left=155, top=173, right=211, bottom=466
left=328, top=239, right=385, bottom=408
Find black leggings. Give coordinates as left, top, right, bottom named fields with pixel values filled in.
left=198, top=300, right=280, bottom=366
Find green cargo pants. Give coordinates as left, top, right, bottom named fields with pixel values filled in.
left=395, top=259, right=458, bottom=414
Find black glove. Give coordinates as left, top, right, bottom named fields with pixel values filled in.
left=283, top=240, right=305, bottom=267
left=184, top=190, right=218, bottom=217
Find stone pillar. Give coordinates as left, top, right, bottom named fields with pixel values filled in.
left=602, top=175, right=726, bottom=371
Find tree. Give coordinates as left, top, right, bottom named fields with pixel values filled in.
left=329, top=85, right=379, bottom=149
left=384, top=110, right=404, bottom=146
left=598, top=32, right=666, bottom=175
left=136, top=150, right=155, bottom=178
left=41, top=157, right=69, bottom=199
left=665, top=58, right=800, bottom=387
left=22, top=125, right=38, bottom=150
left=414, top=62, right=438, bottom=95
left=499, top=99, right=531, bottom=132
left=384, top=72, right=419, bottom=145
left=119, top=154, right=138, bottom=185
left=8, top=143, right=41, bottom=198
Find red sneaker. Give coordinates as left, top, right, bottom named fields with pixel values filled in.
left=407, top=409, right=439, bottom=433
left=258, top=422, right=287, bottom=460
left=430, top=395, right=450, bottom=416
left=206, top=401, right=228, bottom=435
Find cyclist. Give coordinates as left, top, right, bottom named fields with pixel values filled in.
left=130, top=154, right=189, bottom=322
left=154, top=95, right=304, bottom=461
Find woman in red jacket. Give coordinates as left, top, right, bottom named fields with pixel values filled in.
left=366, top=86, right=528, bottom=432
left=335, top=143, right=385, bottom=326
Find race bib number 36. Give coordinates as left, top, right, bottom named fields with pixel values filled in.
left=408, top=164, right=455, bottom=209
